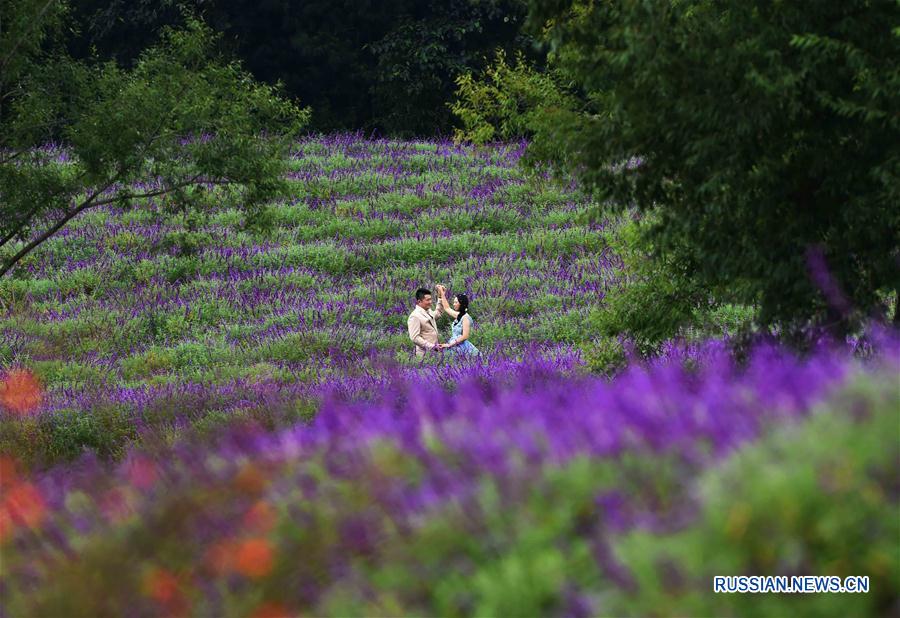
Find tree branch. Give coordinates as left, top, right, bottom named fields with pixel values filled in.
left=0, top=163, right=128, bottom=277
left=88, top=175, right=237, bottom=208
left=0, top=149, right=26, bottom=165
left=0, top=211, right=35, bottom=248
left=0, top=174, right=241, bottom=277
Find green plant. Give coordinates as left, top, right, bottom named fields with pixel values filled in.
left=42, top=405, right=136, bottom=464
left=450, top=49, right=576, bottom=145
left=588, top=219, right=725, bottom=354
left=522, top=0, right=900, bottom=330
left=1, top=14, right=309, bottom=277
left=613, top=373, right=900, bottom=617
left=581, top=336, right=626, bottom=376
left=158, top=230, right=213, bottom=257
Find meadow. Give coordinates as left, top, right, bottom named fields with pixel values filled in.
left=1, top=135, right=618, bottom=468
left=1, top=136, right=898, bottom=616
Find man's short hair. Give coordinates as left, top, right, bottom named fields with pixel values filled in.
left=415, top=288, right=432, bottom=301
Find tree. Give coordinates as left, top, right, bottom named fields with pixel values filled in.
left=521, top=0, right=900, bottom=330
left=0, top=6, right=309, bottom=277
left=366, top=0, right=531, bottom=135
left=450, top=48, right=577, bottom=145
left=62, top=0, right=531, bottom=135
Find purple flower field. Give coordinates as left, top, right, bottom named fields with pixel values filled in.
left=1, top=136, right=898, bottom=616
left=2, top=333, right=898, bottom=616
left=0, top=135, right=625, bottom=465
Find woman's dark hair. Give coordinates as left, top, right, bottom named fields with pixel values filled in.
left=453, top=294, right=470, bottom=325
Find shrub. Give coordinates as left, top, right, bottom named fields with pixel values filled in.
left=450, top=49, right=576, bottom=145
left=157, top=230, right=213, bottom=257
left=43, top=405, right=136, bottom=464
left=613, top=374, right=900, bottom=617
left=588, top=219, right=733, bottom=355
left=121, top=348, right=177, bottom=380
left=581, top=336, right=626, bottom=376
left=163, top=256, right=201, bottom=284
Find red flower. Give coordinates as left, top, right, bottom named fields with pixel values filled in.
left=234, top=538, right=275, bottom=579
left=0, top=368, right=43, bottom=416
left=144, top=568, right=180, bottom=604
left=143, top=568, right=188, bottom=615
left=2, top=481, right=46, bottom=530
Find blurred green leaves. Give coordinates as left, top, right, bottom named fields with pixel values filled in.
left=614, top=373, right=900, bottom=617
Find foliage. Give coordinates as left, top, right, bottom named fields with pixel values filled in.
left=2, top=338, right=896, bottom=615
left=64, top=0, right=531, bottom=134
left=0, top=0, right=68, bottom=113
left=450, top=48, right=577, bottom=145
left=522, top=0, right=900, bottom=330
left=615, top=374, right=900, bottom=617
left=589, top=218, right=754, bottom=354
left=0, top=9, right=309, bottom=277
left=580, top=335, right=626, bottom=375
left=366, top=0, right=532, bottom=136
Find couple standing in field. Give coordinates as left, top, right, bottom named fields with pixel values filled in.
left=407, top=285, right=480, bottom=359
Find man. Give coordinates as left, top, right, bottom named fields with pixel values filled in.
left=407, top=287, right=445, bottom=358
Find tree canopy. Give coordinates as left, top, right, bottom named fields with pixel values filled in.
left=513, top=0, right=900, bottom=330
left=63, top=0, right=532, bottom=135
left=0, top=5, right=309, bottom=278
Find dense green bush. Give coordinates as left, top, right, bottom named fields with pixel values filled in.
left=588, top=219, right=753, bottom=354
left=519, top=0, right=900, bottom=331
left=0, top=403, right=135, bottom=467
left=613, top=374, right=900, bottom=617
left=580, top=336, right=626, bottom=376
left=450, top=49, right=576, bottom=144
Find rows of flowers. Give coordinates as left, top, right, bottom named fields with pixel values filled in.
left=2, top=135, right=897, bottom=616
left=1, top=135, right=625, bottom=466
left=2, top=336, right=897, bottom=616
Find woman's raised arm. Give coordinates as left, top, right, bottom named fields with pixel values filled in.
left=436, top=285, right=459, bottom=318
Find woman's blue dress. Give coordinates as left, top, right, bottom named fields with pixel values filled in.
left=448, top=315, right=480, bottom=357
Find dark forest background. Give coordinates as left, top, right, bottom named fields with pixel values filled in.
left=64, top=0, right=533, bottom=136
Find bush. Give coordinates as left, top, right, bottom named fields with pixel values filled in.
left=30, top=360, right=108, bottom=389
left=588, top=219, right=745, bottom=354
left=613, top=374, right=900, bottom=617
left=0, top=404, right=136, bottom=468
left=163, top=256, right=201, bottom=284
left=157, top=230, right=213, bottom=257
left=450, top=50, right=576, bottom=145
left=581, top=336, right=626, bottom=376
left=121, top=348, right=177, bottom=380
left=43, top=405, right=136, bottom=464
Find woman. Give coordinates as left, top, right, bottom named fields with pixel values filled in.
left=436, top=285, right=480, bottom=357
